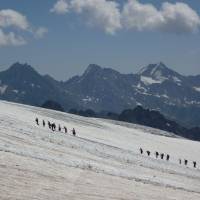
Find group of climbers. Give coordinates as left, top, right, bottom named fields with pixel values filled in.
left=139, top=147, right=197, bottom=168
left=35, top=117, right=76, bottom=136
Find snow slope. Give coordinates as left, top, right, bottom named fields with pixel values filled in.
left=0, top=100, right=200, bottom=200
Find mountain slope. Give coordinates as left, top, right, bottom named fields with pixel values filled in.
left=64, top=64, right=139, bottom=111
left=0, top=100, right=200, bottom=199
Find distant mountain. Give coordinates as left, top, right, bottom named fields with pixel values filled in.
left=64, top=64, right=139, bottom=113
left=0, top=62, right=78, bottom=109
left=0, top=62, right=200, bottom=127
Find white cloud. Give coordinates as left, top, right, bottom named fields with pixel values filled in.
left=0, top=9, right=29, bottom=30
left=35, top=27, right=48, bottom=39
left=50, top=0, right=121, bottom=34
left=122, top=0, right=163, bottom=31
left=0, top=9, right=47, bottom=47
left=50, top=0, right=69, bottom=14
left=51, top=0, right=200, bottom=35
left=0, top=29, right=26, bottom=46
left=122, top=0, right=200, bottom=34
left=70, top=0, right=121, bottom=34
left=160, top=2, right=200, bottom=34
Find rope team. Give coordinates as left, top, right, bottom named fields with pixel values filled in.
left=139, top=147, right=197, bottom=169
left=35, top=117, right=76, bottom=136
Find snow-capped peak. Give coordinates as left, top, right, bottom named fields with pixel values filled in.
left=138, top=62, right=168, bottom=77
left=138, top=62, right=183, bottom=85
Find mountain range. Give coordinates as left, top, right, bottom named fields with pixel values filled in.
left=0, top=62, right=200, bottom=127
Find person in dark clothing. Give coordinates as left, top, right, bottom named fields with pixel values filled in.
left=64, top=126, right=68, bottom=134
left=72, top=128, right=76, bottom=136
left=51, top=123, right=56, bottom=131
left=146, top=151, right=150, bottom=156
left=58, top=125, right=61, bottom=132
left=193, top=161, right=197, bottom=168
left=160, top=153, right=164, bottom=160
left=35, top=118, right=39, bottom=125
left=139, top=148, right=143, bottom=154
left=51, top=122, right=53, bottom=131
left=155, top=152, right=159, bottom=158
left=179, top=159, right=182, bottom=165
left=48, top=121, right=52, bottom=129
left=166, top=154, right=170, bottom=161
left=184, top=159, right=188, bottom=166
left=43, top=120, right=45, bottom=127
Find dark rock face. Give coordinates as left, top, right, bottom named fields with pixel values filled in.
left=68, top=108, right=96, bottom=117
left=118, top=106, right=184, bottom=134
left=42, top=100, right=65, bottom=112
left=118, top=106, right=200, bottom=141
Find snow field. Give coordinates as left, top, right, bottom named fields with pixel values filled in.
left=0, top=100, right=200, bottom=199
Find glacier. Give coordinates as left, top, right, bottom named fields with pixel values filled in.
left=0, top=100, right=199, bottom=199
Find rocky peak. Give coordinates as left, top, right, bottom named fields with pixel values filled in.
left=8, top=62, right=37, bottom=74
left=83, top=64, right=103, bottom=76
left=138, top=62, right=183, bottom=85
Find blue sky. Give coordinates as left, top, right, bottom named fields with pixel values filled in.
left=0, top=0, right=200, bottom=80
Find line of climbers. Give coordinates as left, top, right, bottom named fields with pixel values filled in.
left=35, top=117, right=76, bottom=136
left=139, top=148, right=197, bottom=169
